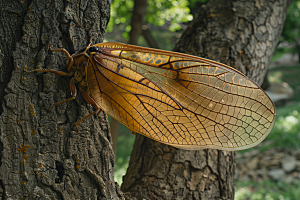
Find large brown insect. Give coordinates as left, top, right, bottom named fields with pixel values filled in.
left=27, top=41, right=276, bottom=151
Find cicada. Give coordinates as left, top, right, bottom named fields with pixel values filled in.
left=27, top=41, right=276, bottom=151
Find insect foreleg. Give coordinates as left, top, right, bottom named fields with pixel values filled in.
left=26, top=69, right=73, bottom=76
left=51, top=80, right=77, bottom=110
left=48, top=46, right=74, bottom=71
left=96, top=109, right=107, bottom=122
left=74, top=90, right=105, bottom=127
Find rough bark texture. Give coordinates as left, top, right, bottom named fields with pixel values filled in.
left=121, top=0, right=291, bottom=199
left=122, top=135, right=236, bottom=199
left=0, top=0, right=124, bottom=199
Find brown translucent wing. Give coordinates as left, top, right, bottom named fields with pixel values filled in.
left=86, top=42, right=276, bottom=151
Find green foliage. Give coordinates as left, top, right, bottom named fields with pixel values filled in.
left=189, top=0, right=208, bottom=8
left=250, top=64, right=300, bottom=151
left=268, top=65, right=300, bottom=101
left=112, top=116, right=135, bottom=185
left=235, top=180, right=300, bottom=200
left=260, top=103, right=300, bottom=151
left=146, top=0, right=193, bottom=31
left=107, top=0, right=193, bottom=40
left=271, top=47, right=293, bottom=62
left=272, top=1, right=300, bottom=60
left=281, top=0, right=300, bottom=43
left=106, top=0, right=134, bottom=34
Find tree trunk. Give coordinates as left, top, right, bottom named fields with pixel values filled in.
left=121, top=0, right=291, bottom=199
left=0, top=0, right=124, bottom=199
left=296, top=38, right=300, bottom=63
left=128, top=0, right=148, bottom=45
left=142, top=28, right=159, bottom=48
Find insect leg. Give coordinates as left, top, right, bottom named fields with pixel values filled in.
left=51, top=80, right=77, bottom=109
left=87, top=37, right=93, bottom=47
left=48, top=45, right=74, bottom=71
left=74, top=90, right=105, bottom=127
left=96, top=109, right=107, bottom=122
left=26, top=69, right=73, bottom=76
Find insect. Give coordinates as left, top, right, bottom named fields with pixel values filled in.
left=27, top=41, right=276, bottom=151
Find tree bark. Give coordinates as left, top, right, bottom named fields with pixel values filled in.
left=0, top=0, right=124, bottom=199
left=122, top=0, right=291, bottom=199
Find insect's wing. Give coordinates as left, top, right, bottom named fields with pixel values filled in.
left=87, top=42, right=276, bottom=151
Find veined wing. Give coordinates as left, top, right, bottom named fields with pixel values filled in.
left=86, top=42, right=276, bottom=151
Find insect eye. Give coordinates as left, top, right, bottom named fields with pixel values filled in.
left=88, top=47, right=100, bottom=53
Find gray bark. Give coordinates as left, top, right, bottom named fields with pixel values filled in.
left=121, top=0, right=291, bottom=199
left=0, top=0, right=123, bottom=199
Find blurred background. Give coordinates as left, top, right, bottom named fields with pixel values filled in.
left=104, top=0, right=300, bottom=199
